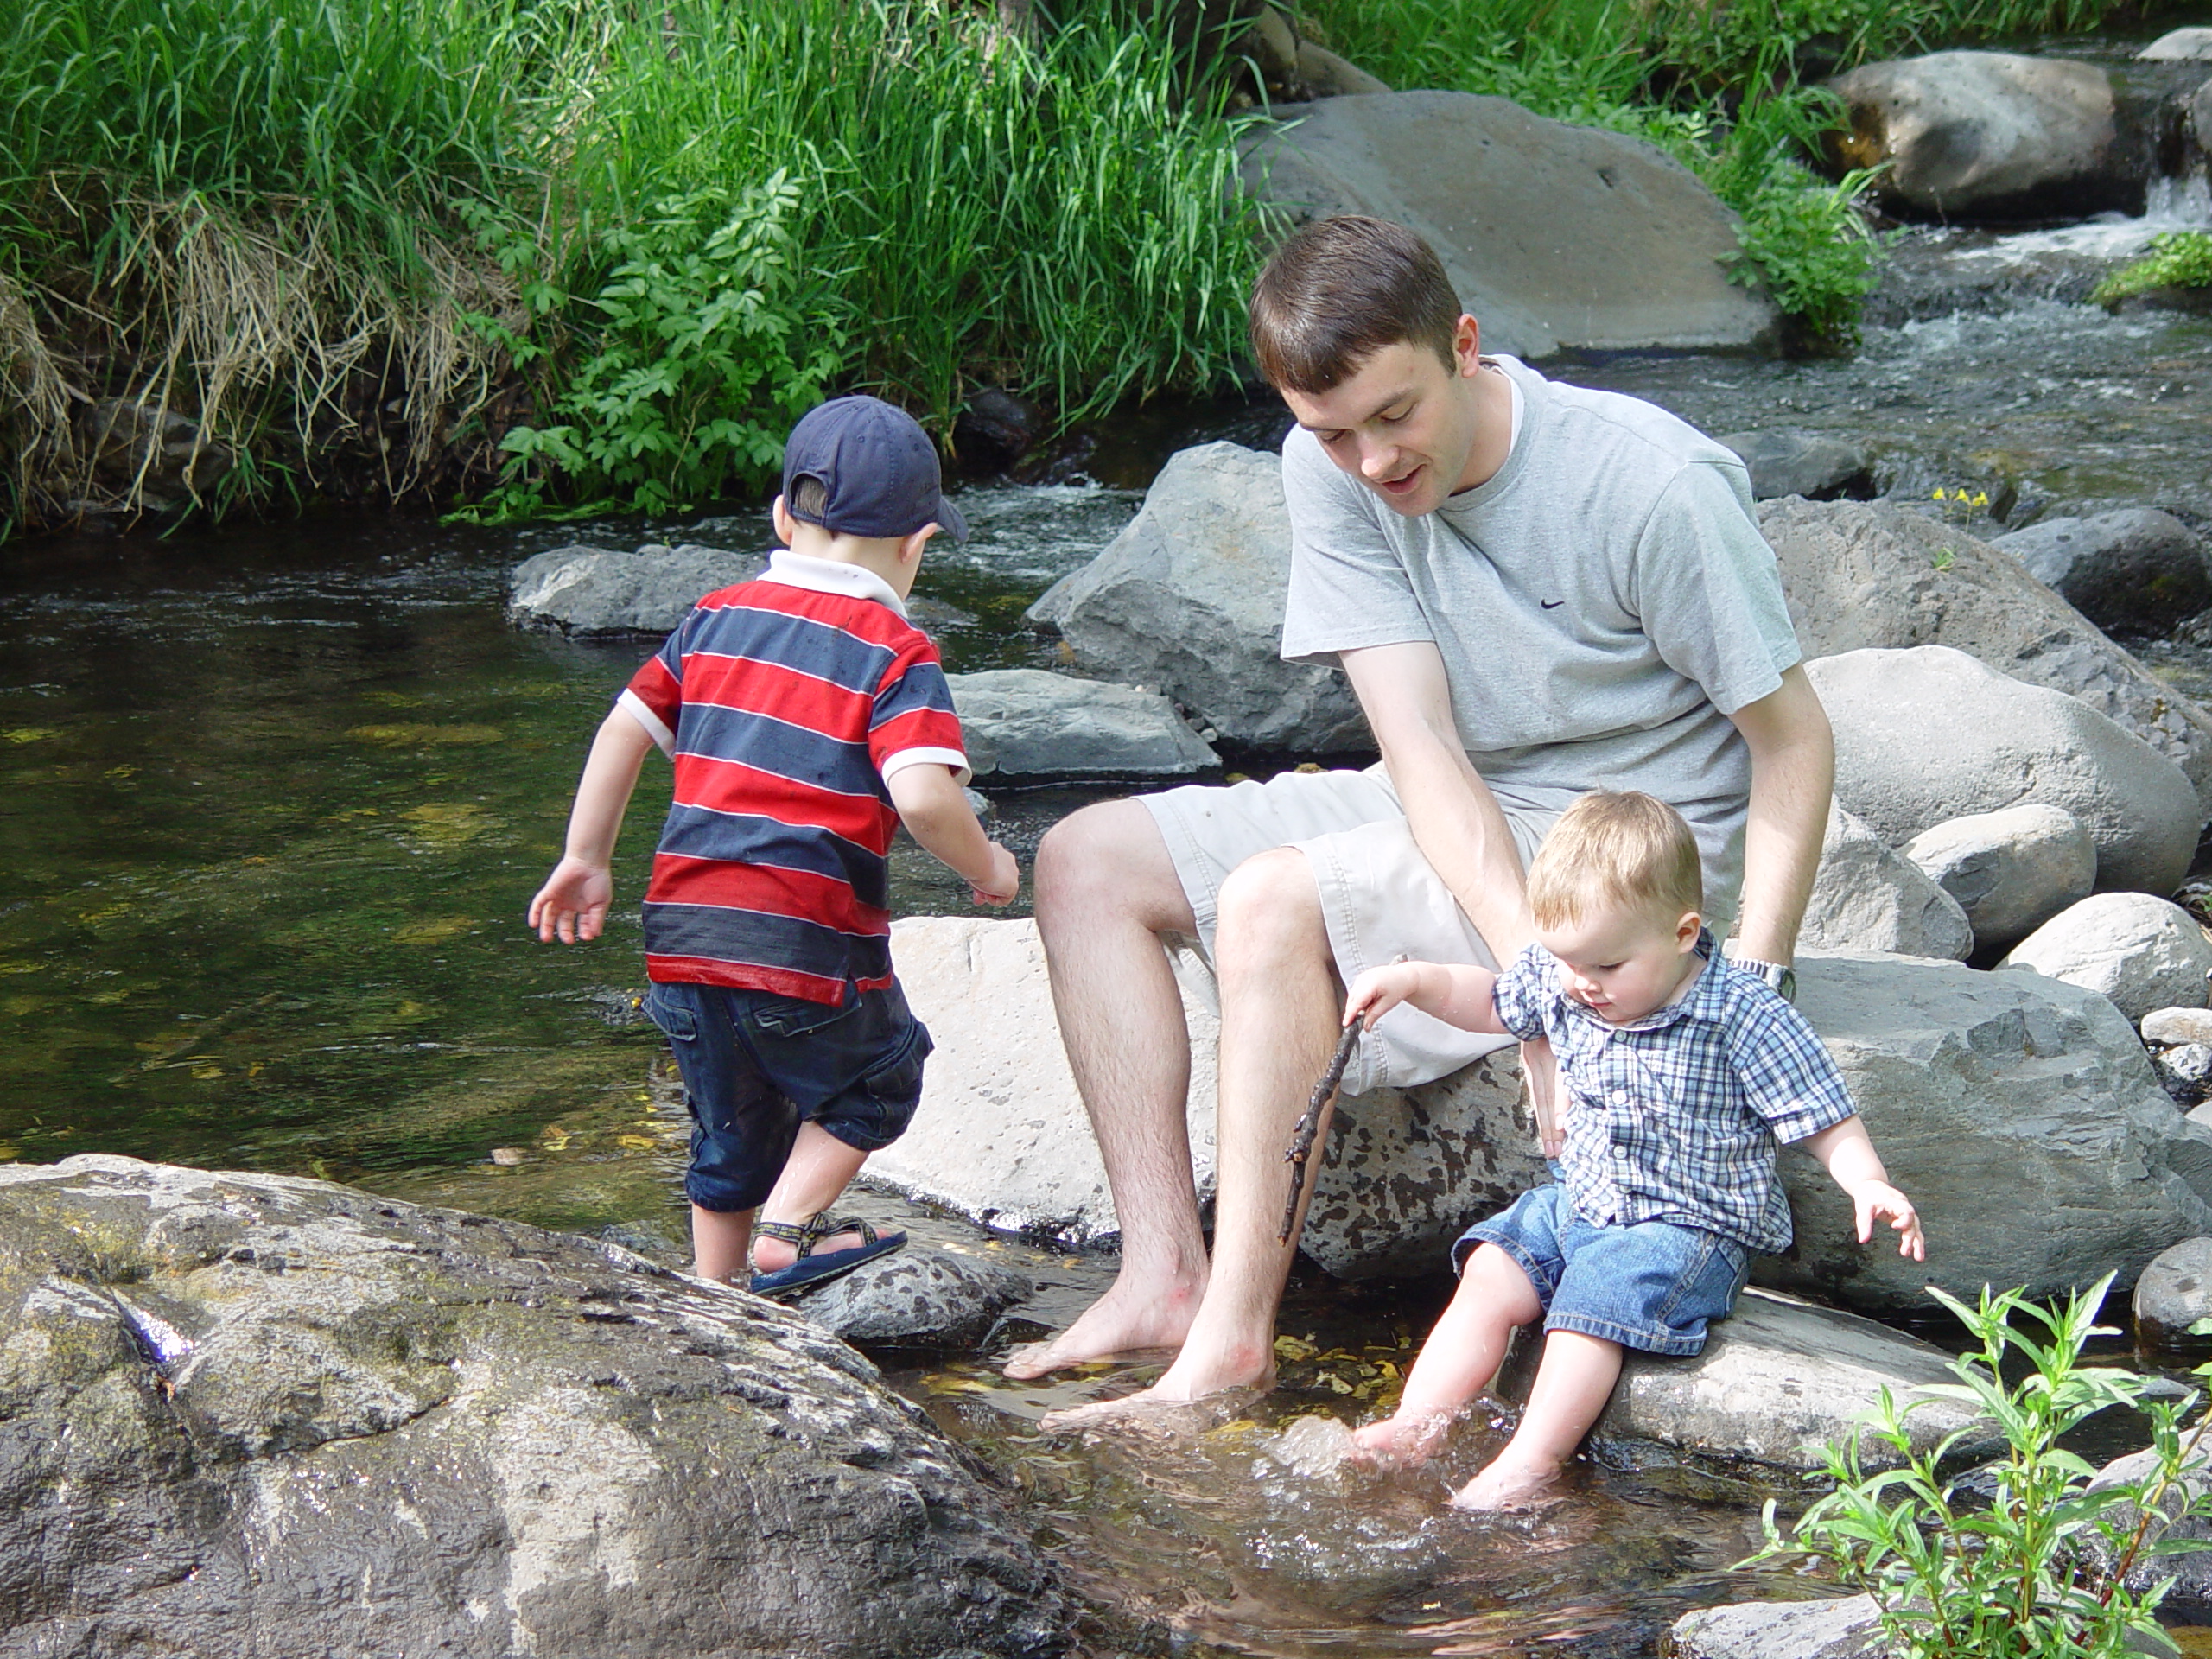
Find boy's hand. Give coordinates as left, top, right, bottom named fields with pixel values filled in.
left=1344, top=963, right=1423, bottom=1030
left=530, top=857, right=613, bottom=944
left=1849, top=1181, right=1925, bottom=1261
left=971, top=842, right=1020, bottom=906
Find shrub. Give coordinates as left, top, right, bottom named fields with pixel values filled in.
left=2091, top=232, right=2212, bottom=308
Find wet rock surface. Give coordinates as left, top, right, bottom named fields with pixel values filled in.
left=948, top=668, right=1218, bottom=779
left=2133, top=1235, right=2212, bottom=1345
left=1807, top=645, right=2201, bottom=897
left=507, top=543, right=766, bottom=636
left=1998, top=892, right=2212, bottom=1022
left=1764, top=951, right=2212, bottom=1314
left=1901, top=803, right=2097, bottom=953
left=1713, top=429, right=1876, bottom=502
left=1802, top=802, right=1974, bottom=960
left=793, top=1248, right=1035, bottom=1356
left=0, top=1155, right=1068, bottom=1659
left=1239, top=91, right=1778, bottom=358
left=1026, top=442, right=1370, bottom=753
left=1761, top=497, right=2212, bottom=811
left=1993, top=508, right=2212, bottom=636
left=1670, top=1595, right=1885, bottom=1659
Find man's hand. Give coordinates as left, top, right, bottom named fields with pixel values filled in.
left=1522, top=1036, right=1564, bottom=1157
left=1847, top=1180, right=1925, bottom=1261
left=972, top=842, right=1020, bottom=905
left=530, top=857, right=613, bottom=944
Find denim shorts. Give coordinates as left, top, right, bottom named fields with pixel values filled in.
left=643, top=979, right=932, bottom=1213
left=1453, top=1185, right=1751, bottom=1357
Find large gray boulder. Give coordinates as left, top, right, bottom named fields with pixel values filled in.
left=1760, top=497, right=2212, bottom=812
left=1900, top=803, right=2098, bottom=951
left=1026, top=443, right=1371, bottom=753
left=1801, top=802, right=1974, bottom=960
left=1826, top=51, right=2128, bottom=220
left=1671, top=1597, right=1885, bottom=1659
left=1762, top=951, right=2212, bottom=1314
left=948, top=669, right=1219, bottom=779
left=1806, top=645, right=2200, bottom=897
left=1540, top=1288, right=2003, bottom=1472
left=1998, top=893, right=2212, bottom=1022
left=507, top=543, right=765, bottom=636
left=0, top=1156, right=1067, bottom=1659
left=1992, top=508, right=2212, bottom=636
left=1240, top=91, right=1778, bottom=358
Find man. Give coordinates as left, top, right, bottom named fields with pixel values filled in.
left=1007, top=216, right=1834, bottom=1420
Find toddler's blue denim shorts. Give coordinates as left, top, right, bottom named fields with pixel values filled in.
left=643, top=979, right=931, bottom=1214
left=1453, top=1184, right=1751, bottom=1357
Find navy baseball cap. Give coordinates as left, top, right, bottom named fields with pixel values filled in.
left=781, top=395, right=969, bottom=543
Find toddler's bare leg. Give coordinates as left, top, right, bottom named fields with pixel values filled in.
left=752, top=1124, right=872, bottom=1272
left=1351, top=1243, right=1541, bottom=1465
left=1451, top=1330, right=1622, bottom=1510
left=690, top=1205, right=755, bottom=1285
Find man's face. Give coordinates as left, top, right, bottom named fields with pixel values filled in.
left=1278, top=317, right=1485, bottom=518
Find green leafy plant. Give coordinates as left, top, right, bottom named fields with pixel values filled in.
left=1750, top=1276, right=2212, bottom=1659
left=2092, top=232, right=2212, bottom=308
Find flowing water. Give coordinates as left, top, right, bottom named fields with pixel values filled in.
left=7, top=141, right=2212, bottom=1653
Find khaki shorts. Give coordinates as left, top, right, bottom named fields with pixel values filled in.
left=1141, top=764, right=1583, bottom=1096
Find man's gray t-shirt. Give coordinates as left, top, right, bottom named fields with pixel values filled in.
left=1278, top=355, right=1802, bottom=906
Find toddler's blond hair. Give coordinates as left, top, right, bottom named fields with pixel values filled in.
left=1526, top=791, right=1702, bottom=931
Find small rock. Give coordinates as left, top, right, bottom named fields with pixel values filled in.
left=2139, top=26, right=2212, bottom=60
left=1801, top=803, right=1974, bottom=960
left=1992, top=509, right=2212, bottom=636
left=2145, top=1007, right=2212, bottom=1047
left=2082, top=1443, right=2212, bottom=1621
left=83, top=399, right=231, bottom=498
left=1294, top=40, right=1389, bottom=99
left=963, top=786, right=994, bottom=818
left=948, top=668, right=1219, bottom=780
left=1999, top=893, right=2212, bottom=1022
left=1670, top=1596, right=1885, bottom=1659
left=488, top=1147, right=527, bottom=1166
left=951, top=387, right=1044, bottom=472
left=508, top=543, right=765, bottom=637
left=2134, top=1236, right=2212, bottom=1345
left=1808, top=645, right=2202, bottom=898
left=1901, top=803, right=2097, bottom=951
left=1713, top=429, right=1875, bottom=502
left=2157, top=1044, right=2212, bottom=1100
left=792, top=1249, right=1033, bottom=1354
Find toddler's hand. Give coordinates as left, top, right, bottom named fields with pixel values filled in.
left=1344, top=963, right=1421, bottom=1030
left=530, top=857, right=613, bottom=944
left=1852, top=1181, right=1925, bottom=1262
left=970, top=842, right=1020, bottom=906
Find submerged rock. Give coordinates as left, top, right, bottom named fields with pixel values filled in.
left=1671, top=1596, right=1885, bottom=1659
left=1761, top=496, right=2212, bottom=814
left=508, top=543, right=765, bottom=636
left=0, top=1155, right=1068, bottom=1659
left=1240, top=91, right=1778, bottom=358
left=1992, top=508, right=2212, bottom=636
left=1901, top=803, right=2097, bottom=953
left=794, top=1248, right=1034, bottom=1357
left=1807, top=645, right=2200, bottom=897
left=1026, top=442, right=1371, bottom=753
left=1801, top=802, right=1974, bottom=960
left=948, top=668, right=1219, bottom=779
left=1998, top=892, right=2212, bottom=1022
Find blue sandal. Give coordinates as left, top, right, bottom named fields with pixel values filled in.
left=748, top=1212, right=906, bottom=1298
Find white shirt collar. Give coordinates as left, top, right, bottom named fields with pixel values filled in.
left=761, top=549, right=908, bottom=618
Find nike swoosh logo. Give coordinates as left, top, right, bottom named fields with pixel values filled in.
left=1541, top=599, right=1564, bottom=608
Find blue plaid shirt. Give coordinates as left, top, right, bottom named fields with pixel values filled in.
left=1492, top=931, right=1856, bottom=1255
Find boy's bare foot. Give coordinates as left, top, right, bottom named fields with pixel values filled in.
left=1002, top=1274, right=1205, bottom=1380
left=1449, top=1454, right=1566, bottom=1512
left=1347, top=1410, right=1454, bottom=1468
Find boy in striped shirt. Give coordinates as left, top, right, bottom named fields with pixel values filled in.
left=530, top=397, right=1017, bottom=1294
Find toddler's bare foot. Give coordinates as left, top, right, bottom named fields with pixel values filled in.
left=1347, top=1410, right=1452, bottom=1468
left=1449, top=1454, right=1566, bottom=1512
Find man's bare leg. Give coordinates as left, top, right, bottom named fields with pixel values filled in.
left=1002, top=799, right=1211, bottom=1379
left=1451, top=1330, right=1621, bottom=1510
left=1043, top=845, right=1340, bottom=1421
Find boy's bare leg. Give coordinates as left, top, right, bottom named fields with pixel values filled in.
left=1351, top=1243, right=1543, bottom=1465
left=1002, top=800, right=1211, bottom=1379
left=1452, top=1330, right=1622, bottom=1510
left=751, top=1124, right=872, bottom=1273
left=690, top=1205, right=754, bottom=1285
left=1041, top=845, right=1340, bottom=1421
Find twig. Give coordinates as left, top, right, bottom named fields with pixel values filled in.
left=1278, top=1022, right=1362, bottom=1246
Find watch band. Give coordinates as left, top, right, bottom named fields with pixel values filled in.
left=1732, top=957, right=1797, bottom=1002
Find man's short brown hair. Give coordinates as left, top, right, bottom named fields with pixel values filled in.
left=1526, top=791, right=1704, bottom=931
left=1249, top=215, right=1463, bottom=394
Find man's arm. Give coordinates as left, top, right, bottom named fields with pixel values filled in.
left=529, top=707, right=658, bottom=944
left=1726, top=664, right=1834, bottom=968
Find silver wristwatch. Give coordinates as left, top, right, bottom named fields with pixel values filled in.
left=1732, top=957, right=1797, bottom=1002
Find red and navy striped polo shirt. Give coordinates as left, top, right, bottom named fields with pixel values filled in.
left=616, top=551, right=969, bottom=1005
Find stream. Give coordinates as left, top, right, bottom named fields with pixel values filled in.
left=6, top=126, right=2212, bottom=1656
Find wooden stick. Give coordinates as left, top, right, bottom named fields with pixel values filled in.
left=1279, top=1022, right=1363, bottom=1246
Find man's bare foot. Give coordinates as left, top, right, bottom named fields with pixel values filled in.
left=1346, top=1409, right=1454, bottom=1469
left=1039, top=1370, right=1274, bottom=1433
left=1002, top=1275, right=1205, bottom=1380
left=1038, top=1329, right=1277, bottom=1429
left=1449, top=1455, right=1566, bottom=1511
